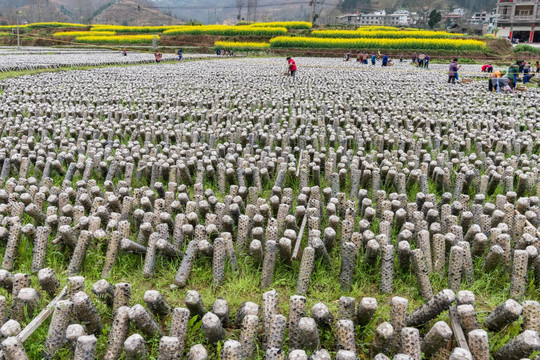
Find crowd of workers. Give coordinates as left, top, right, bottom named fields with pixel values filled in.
left=479, top=60, right=539, bottom=92
left=142, top=48, right=540, bottom=94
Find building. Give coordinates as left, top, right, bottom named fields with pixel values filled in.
left=487, top=9, right=499, bottom=34
left=359, top=10, right=386, bottom=25
left=469, top=11, right=489, bottom=25
left=451, top=8, right=466, bottom=17
left=387, top=10, right=411, bottom=26
left=337, top=9, right=414, bottom=26
left=496, top=0, right=540, bottom=43
left=337, top=13, right=361, bottom=25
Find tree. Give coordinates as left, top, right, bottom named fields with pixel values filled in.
left=428, top=10, right=441, bottom=29
left=236, top=0, right=245, bottom=21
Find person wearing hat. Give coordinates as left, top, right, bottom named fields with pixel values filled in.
left=489, top=68, right=503, bottom=92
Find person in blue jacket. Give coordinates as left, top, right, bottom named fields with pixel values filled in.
left=178, top=48, right=183, bottom=61
left=371, top=52, right=376, bottom=65
left=382, top=54, right=388, bottom=67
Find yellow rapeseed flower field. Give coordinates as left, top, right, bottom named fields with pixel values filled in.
left=311, top=29, right=461, bottom=39
left=54, top=31, right=115, bottom=37
left=90, top=25, right=178, bottom=33
left=163, top=25, right=287, bottom=36
left=269, top=36, right=486, bottom=51
left=76, top=35, right=158, bottom=44
left=0, top=22, right=87, bottom=30
left=248, top=21, right=312, bottom=29
left=357, top=26, right=400, bottom=31
left=214, top=41, right=270, bottom=50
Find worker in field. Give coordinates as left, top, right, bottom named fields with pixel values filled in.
left=424, top=54, right=430, bottom=69
left=154, top=50, right=162, bottom=63
left=418, top=53, right=425, bottom=68
left=382, top=54, right=388, bottom=67
left=489, top=68, right=502, bottom=92
left=411, top=52, right=417, bottom=65
left=523, top=62, right=532, bottom=84
left=287, top=57, right=297, bottom=77
left=363, top=52, right=368, bottom=64
left=177, top=48, right=183, bottom=61
left=122, top=49, right=127, bottom=56
left=507, top=60, right=521, bottom=89
left=371, top=52, right=376, bottom=65
left=481, top=63, right=493, bottom=73
left=448, top=58, right=460, bottom=84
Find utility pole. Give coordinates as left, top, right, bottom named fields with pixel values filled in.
left=310, top=1, right=315, bottom=24
left=16, top=11, right=21, bottom=50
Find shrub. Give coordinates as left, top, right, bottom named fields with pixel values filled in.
left=514, top=44, right=540, bottom=53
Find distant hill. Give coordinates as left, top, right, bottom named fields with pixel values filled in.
left=93, top=0, right=183, bottom=25
left=0, top=0, right=182, bottom=26
left=147, top=0, right=337, bottom=24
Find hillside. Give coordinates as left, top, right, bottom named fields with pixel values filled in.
left=147, top=0, right=337, bottom=24
left=0, top=0, right=182, bottom=26
left=92, top=0, right=183, bottom=25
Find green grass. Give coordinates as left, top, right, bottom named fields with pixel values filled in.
left=514, top=44, right=540, bottom=53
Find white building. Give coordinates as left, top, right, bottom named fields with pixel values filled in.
left=387, top=10, right=410, bottom=26
left=337, top=9, right=414, bottom=26
left=337, top=13, right=361, bottom=25
left=469, top=11, right=489, bottom=25
left=359, top=10, right=386, bottom=25
left=450, top=8, right=466, bottom=17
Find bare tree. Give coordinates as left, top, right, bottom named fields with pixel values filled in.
left=236, top=0, right=245, bottom=21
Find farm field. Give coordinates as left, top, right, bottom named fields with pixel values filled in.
left=0, top=22, right=511, bottom=57
left=0, top=47, right=219, bottom=72
left=0, top=56, right=539, bottom=360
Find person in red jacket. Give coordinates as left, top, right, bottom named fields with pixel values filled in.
left=287, top=57, right=297, bottom=77
left=481, top=63, right=493, bottom=73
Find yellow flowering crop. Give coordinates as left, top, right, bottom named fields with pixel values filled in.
left=357, top=26, right=399, bottom=31
left=163, top=25, right=287, bottom=36
left=312, top=29, right=461, bottom=39
left=76, top=35, right=158, bottom=44
left=214, top=41, right=270, bottom=50
left=0, top=22, right=87, bottom=30
left=54, top=31, right=115, bottom=37
left=269, top=36, right=486, bottom=51
left=90, top=25, right=178, bottom=33
left=248, top=21, right=312, bottom=29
